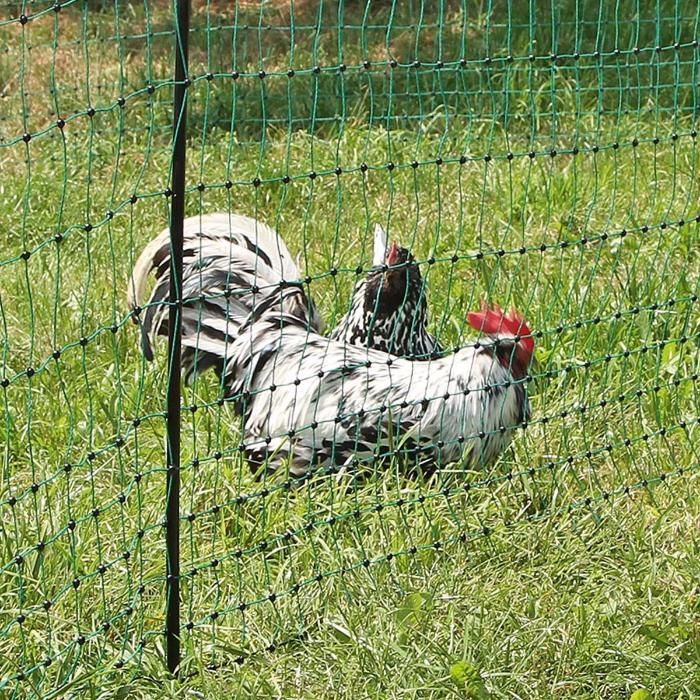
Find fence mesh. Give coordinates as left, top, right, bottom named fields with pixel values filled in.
left=1, top=1, right=699, bottom=697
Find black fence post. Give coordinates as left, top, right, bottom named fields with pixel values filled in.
left=166, top=0, right=190, bottom=677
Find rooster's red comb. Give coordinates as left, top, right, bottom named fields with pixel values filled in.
left=467, top=302, right=535, bottom=354
left=385, top=241, right=401, bottom=267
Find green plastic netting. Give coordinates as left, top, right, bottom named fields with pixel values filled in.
left=0, top=1, right=698, bottom=696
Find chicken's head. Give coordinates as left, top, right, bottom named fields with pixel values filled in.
left=467, top=302, right=535, bottom=378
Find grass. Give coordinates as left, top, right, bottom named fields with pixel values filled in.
left=1, top=1, right=700, bottom=698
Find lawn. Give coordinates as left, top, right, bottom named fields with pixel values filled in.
left=0, top=1, right=699, bottom=698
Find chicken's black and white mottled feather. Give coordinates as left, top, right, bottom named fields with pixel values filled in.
left=129, top=213, right=535, bottom=478
left=128, top=213, right=322, bottom=380
left=330, top=224, right=442, bottom=358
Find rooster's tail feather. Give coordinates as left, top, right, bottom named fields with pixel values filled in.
left=128, top=213, right=321, bottom=379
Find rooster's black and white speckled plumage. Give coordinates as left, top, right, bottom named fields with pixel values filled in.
left=127, top=212, right=322, bottom=380
left=129, top=213, right=535, bottom=478
left=219, top=302, right=534, bottom=476
left=330, top=224, right=442, bottom=358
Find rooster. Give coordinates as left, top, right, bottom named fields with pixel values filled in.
left=129, top=214, right=534, bottom=477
